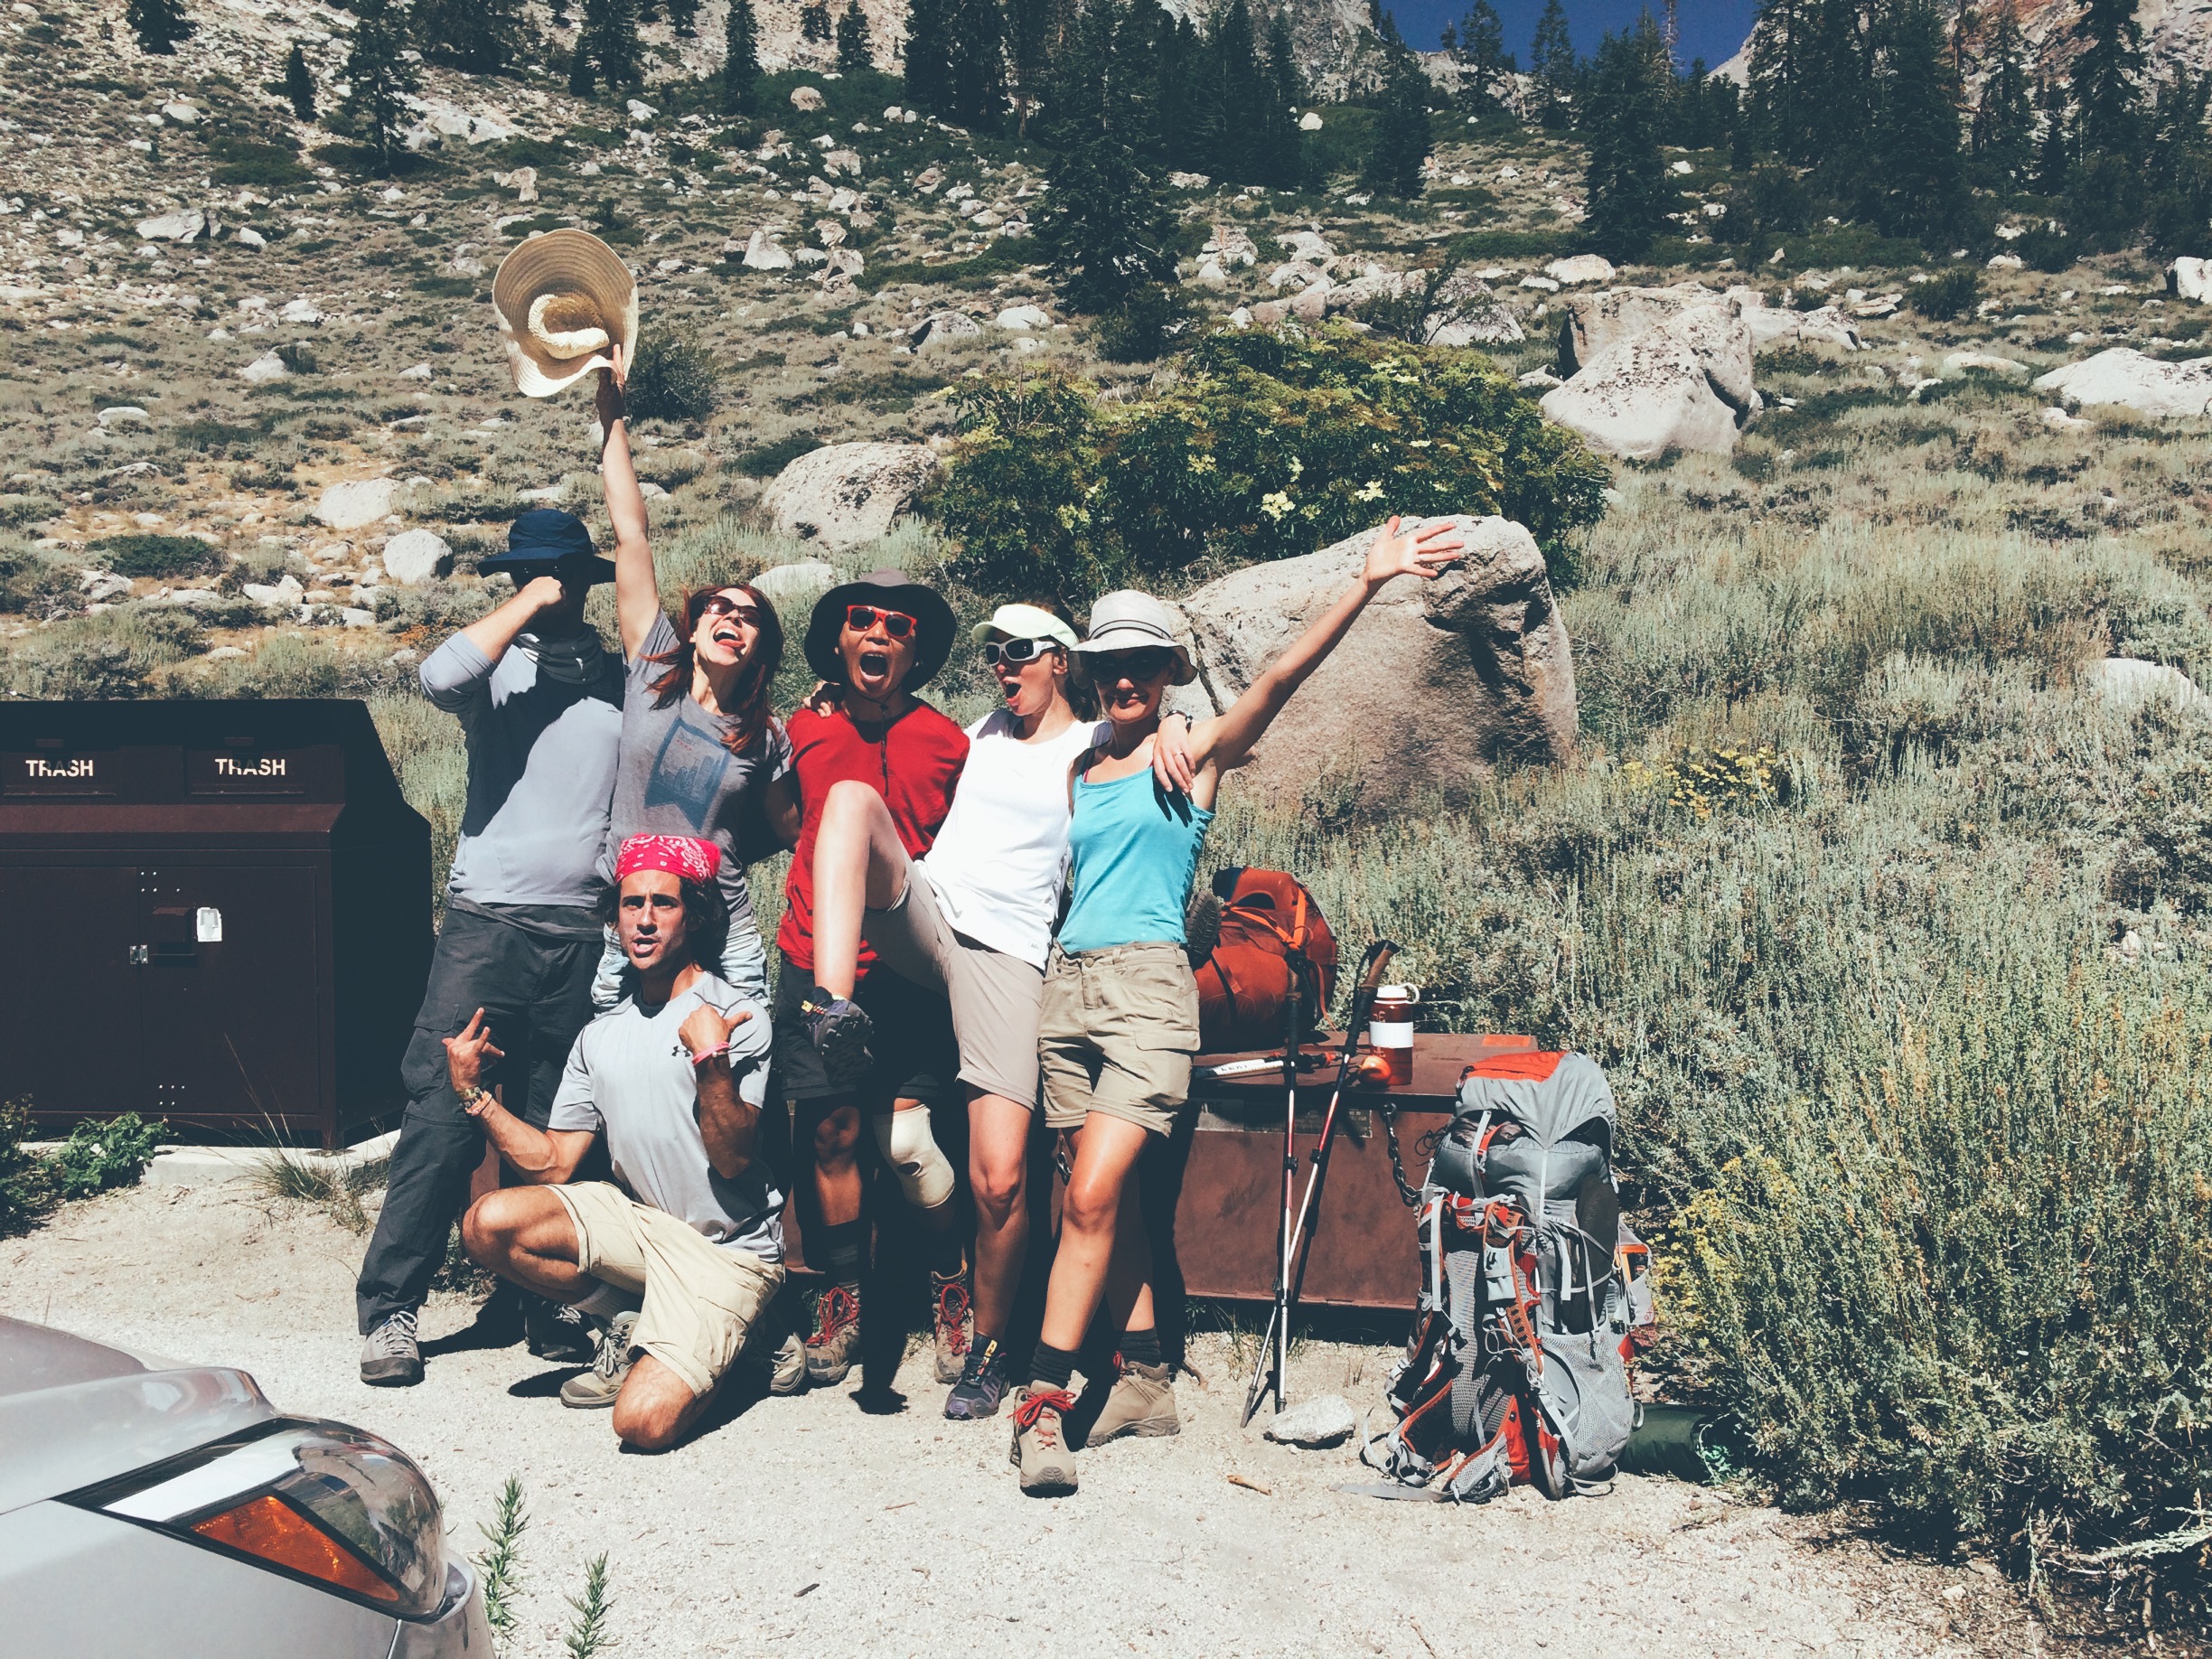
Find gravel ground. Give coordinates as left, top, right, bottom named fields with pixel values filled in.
left=6, top=1182, right=2051, bottom=1659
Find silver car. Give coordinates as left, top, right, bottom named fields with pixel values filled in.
left=0, top=1316, right=490, bottom=1656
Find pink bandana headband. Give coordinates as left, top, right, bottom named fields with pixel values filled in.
left=614, top=834, right=721, bottom=885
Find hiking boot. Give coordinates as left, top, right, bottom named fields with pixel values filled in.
left=1088, top=1356, right=1179, bottom=1444
left=768, top=1327, right=808, bottom=1396
left=931, top=1266, right=974, bottom=1384
left=524, top=1295, right=597, bottom=1364
left=360, top=1309, right=422, bottom=1387
left=559, top=1312, right=637, bottom=1410
left=803, top=1284, right=862, bottom=1385
left=944, top=1338, right=1008, bottom=1421
left=799, top=989, right=874, bottom=1087
left=1008, top=1386, right=1078, bottom=1496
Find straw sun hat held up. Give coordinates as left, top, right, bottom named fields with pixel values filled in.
left=492, top=229, right=640, bottom=398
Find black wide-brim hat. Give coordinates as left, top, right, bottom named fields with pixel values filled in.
left=806, top=567, right=955, bottom=691
left=478, top=508, right=617, bottom=586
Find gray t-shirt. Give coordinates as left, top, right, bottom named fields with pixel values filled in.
left=423, top=630, right=623, bottom=909
left=547, top=972, right=783, bottom=1261
left=600, top=612, right=792, bottom=940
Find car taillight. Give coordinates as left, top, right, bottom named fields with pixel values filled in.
left=69, top=1419, right=448, bottom=1618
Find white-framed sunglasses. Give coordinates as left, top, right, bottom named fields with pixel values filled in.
left=982, top=637, right=1060, bottom=668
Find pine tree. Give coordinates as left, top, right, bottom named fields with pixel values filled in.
left=1581, top=14, right=1671, bottom=261
left=801, top=0, right=830, bottom=42
left=1034, top=0, right=1171, bottom=313
left=1867, top=0, right=1963, bottom=240
left=2145, top=68, right=2212, bottom=254
left=944, top=0, right=1010, bottom=129
left=419, top=0, right=527, bottom=73
left=1527, top=0, right=1573, bottom=129
left=569, top=0, right=641, bottom=93
left=905, top=0, right=949, bottom=114
left=1455, top=0, right=1509, bottom=113
left=666, top=0, right=698, bottom=35
left=283, top=42, right=317, bottom=121
left=722, top=0, right=760, bottom=110
left=835, top=0, right=872, bottom=70
left=1362, top=48, right=1431, bottom=198
left=126, top=0, right=193, bottom=53
left=341, top=0, right=418, bottom=173
left=1262, top=8, right=1303, bottom=184
left=1971, top=0, right=2031, bottom=183
left=1195, top=0, right=1271, bottom=183
left=2070, top=0, right=2145, bottom=156
left=2032, top=73, right=2069, bottom=194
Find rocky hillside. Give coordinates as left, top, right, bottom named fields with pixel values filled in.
left=1720, top=0, right=2212, bottom=82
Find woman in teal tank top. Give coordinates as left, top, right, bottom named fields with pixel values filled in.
left=1008, top=515, right=1469, bottom=1496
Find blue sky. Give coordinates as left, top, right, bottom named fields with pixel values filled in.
left=1391, top=0, right=1760, bottom=70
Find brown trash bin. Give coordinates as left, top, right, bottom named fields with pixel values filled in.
left=0, top=699, right=431, bottom=1148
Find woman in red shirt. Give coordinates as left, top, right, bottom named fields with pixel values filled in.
left=764, top=569, right=969, bottom=1392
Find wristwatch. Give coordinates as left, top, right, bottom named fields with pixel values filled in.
left=460, top=1086, right=498, bottom=1117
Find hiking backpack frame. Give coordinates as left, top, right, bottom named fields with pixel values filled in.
left=1361, top=1050, right=1657, bottom=1503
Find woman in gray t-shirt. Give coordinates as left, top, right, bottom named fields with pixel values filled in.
left=589, top=351, right=792, bottom=1006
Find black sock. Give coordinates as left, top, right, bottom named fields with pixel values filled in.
left=817, top=1220, right=866, bottom=1289
left=925, top=1228, right=966, bottom=1280
left=1029, top=1342, right=1078, bottom=1392
left=1120, top=1326, right=1162, bottom=1367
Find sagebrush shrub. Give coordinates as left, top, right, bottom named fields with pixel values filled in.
left=1908, top=266, right=1982, bottom=321
left=624, top=333, right=718, bottom=423
left=89, top=532, right=219, bottom=578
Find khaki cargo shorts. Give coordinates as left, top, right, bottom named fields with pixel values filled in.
left=1037, top=941, right=1201, bottom=1137
left=551, top=1181, right=783, bottom=1401
left=866, top=867, right=1047, bottom=1109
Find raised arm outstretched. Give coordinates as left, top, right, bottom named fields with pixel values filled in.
left=1191, top=516, right=1464, bottom=781
left=599, top=347, right=659, bottom=661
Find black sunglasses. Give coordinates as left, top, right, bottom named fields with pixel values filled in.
left=983, top=637, right=1059, bottom=668
left=1086, top=647, right=1176, bottom=683
left=699, top=594, right=764, bottom=625
left=846, top=604, right=916, bottom=639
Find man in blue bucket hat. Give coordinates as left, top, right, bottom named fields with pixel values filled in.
left=357, top=504, right=624, bottom=1385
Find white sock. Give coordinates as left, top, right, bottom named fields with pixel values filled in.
left=572, top=1280, right=642, bottom=1321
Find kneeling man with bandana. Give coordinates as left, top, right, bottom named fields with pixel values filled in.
left=458, top=833, right=785, bottom=1450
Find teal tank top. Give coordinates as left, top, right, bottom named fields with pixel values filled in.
left=1058, top=767, right=1216, bottom=954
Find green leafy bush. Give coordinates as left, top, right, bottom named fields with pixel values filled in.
left=730, top=432, right=819, bottom=478
left=207, top=134, right=312, bottom=187
left=1909, top=266, right=1982, bottom=321
left=46, top=1112, right=164, bottom=1200
left=89, top=532, right=220, bottom=578
left=936, top=325, right=1609, bottom=604
left=2016, top=223, right=2077, bottom=273
left=624, top=333, right=718, bottom=424
left=0, top=1100, right=46, bottom=1227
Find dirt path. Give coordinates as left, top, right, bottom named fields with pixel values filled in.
left=5, top=1183, right=2046, bottom=1658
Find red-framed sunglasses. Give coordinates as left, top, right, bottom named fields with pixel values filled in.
left=845, top=604, right=917, bottom=638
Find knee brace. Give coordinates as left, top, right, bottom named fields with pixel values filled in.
left=873, top=1105, right=955, bottom=1210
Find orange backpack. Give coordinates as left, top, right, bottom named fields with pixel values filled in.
left=1190, top=867, right=1340, bottom=1052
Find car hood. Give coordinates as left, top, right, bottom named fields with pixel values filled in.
left=0, top=1317, right=275, bottom=1515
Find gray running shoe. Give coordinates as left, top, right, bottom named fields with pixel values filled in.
left=800, top=989, right=875, bottom=1087
left=525, top=1295, right=597, bottom=1364
left=1087, top=1358, right=1179, bottom=1443
left=768, top=1329, right=808, bottom=1396
left=361, top=1309, right=422, bottom=1387
left=1009, top=1386, right=1078, bottom=1495
left=560, top=1311, right=638, bottom=1410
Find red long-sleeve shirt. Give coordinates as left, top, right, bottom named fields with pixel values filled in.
left=776, top=700, right=968, bottom=977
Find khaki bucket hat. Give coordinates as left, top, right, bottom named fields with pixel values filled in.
left=492, top=229, right=640, bottom=398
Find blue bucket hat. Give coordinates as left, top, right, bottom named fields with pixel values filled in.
left=477, top=509, right=616, bottom=586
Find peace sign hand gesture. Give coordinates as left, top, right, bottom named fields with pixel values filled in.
left=1361, top=515, right=1467, bottom=589
left=444, top=1008, right=505, bottom=1105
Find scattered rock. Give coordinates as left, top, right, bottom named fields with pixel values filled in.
left=1520, top=274, right=1561, bottom=292
left=1279, top=230, right=1333, bottom=265
left=996, top=304, right=1051, bottom=331
left=400, top=362, right=432, bottom=380
left=1298, top=111, right=1324, bottom=131
left=1545, top=253, right=1616, bottom=286
left=910, top=310, right=981, bottom=349
left=1516, top=368, right=1563, bottom=390
left=822, top=148, right=863, bottom=178
left=495, top=166, right=539, bottom=202
left=625, top=98, right=658, bottom=123
left=2033, top=348, right=2212, bottom=417
left=314, top=478, right=399, bottom=531
left=79, top=571, right=132, bottom=602
left=1202, top=224, right=1258, bottom=267
left=96, top=406, right=149, bottom=427
left=243, top=574, right=305, bottom=606
left=160, top=100, right=200, bottom=125
left=278, top=296, right=323, bottom=324
left=1167, top=171, right=1212, bottom=190
left=759, top=441, right=940, bottom=550
left=790, top=85, right=825, bottom=112
left=1543, top=301, right=1759, bottom=461
left=234, top=226, right=266, bottom=249
left=2170, top=257, right=2210, bottom=304
left=1167, top=514, right=1576, bottom=805
left=2042, top=405, right=2092, bottom=429
left=239, top=350, right=289, bottom=384
left=2087, top=657, right=2204, bottom=708
left=743, top=228, right=793, bottom=270
left=748, top=559, right=840, bottom=610
left=136, top=209, right=203, bottom=243
left=1265, top=1394, right=1356, bottom=1448
left=380, top=528, right=452, bottom=586
left=1942, top=351, right=2029, bottom=380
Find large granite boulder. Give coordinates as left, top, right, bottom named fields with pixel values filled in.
left=1561, top=283, right=1855, bottom=367
left=1164, top=515, right=1576, bottom=807
left=2033, top=348, right=2212, bottom=418
left=759, top=442, right=939, bottom=550
left=1541, top=304, right=1758, bottom=462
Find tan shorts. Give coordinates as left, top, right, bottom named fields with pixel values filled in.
left=1037, top=941, right=1201, bottom=1136
left=550, top=1181, right=783, bottom=1401
left=865, top=867, right=1046, bottom=1109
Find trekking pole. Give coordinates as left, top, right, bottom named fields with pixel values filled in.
left=1244, top=953, right=1309, bottom=1429
left=1242, top=939, right=1398, bottom=1426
